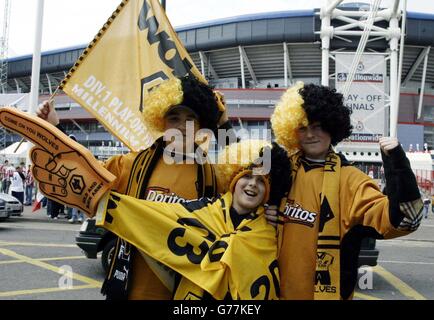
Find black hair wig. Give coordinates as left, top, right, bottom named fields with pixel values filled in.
left=180, top=76, right=220, bottom=132
left=299, top=84, right=353, bottom=145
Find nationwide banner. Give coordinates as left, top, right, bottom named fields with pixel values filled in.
left=59, top=0, right=206, bottom=152
left=335, top=53, right=387, bottom=143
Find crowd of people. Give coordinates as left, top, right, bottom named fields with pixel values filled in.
left=0, top=159, right=34, bottom=206
left=0, top=157, right=83, bottom=223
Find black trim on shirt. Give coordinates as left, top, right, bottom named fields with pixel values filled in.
left=230, top=207, right=246, bottom=229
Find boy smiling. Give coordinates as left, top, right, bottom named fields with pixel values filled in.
left=267, top=82, right=423, bottom=300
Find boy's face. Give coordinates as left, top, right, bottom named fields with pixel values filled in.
left=163, top=107, right=200, bottom=153
left=164, top=106, right=200, bottom=134
left=297, top=122, right=331, bottom=160
left=232, top=173, right=266, bottom=215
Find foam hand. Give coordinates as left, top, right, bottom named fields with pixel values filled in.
left=0, top=107, right=116, bottom=217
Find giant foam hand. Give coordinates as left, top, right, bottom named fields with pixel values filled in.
left=0, top=107, right=116, bottom=217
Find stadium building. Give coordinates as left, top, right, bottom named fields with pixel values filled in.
left=1, top=2, right=433, bottom=192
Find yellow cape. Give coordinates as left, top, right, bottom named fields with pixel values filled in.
left=96, top=191, right=279, bottom=300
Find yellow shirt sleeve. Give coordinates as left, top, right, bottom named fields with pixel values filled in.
left=342, top=168, right=411, bottom=239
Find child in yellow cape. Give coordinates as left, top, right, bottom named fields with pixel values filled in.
left=94, top=139, right=290, bottom=300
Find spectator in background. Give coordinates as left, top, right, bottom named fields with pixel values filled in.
left=10, top=166, right=24, bottom=204
left=24, top=164, right=34, bottom=205
left=423, top=197, right=430, bottom=218
left=0, top=159, right=6, bottom=193
left=68, top=208, right=84, bottom=224
left=47, top=199, right=64, bottom=220
left=2, top=160, right=14, bottom=194
left=432, top=196, right=434, bottom=214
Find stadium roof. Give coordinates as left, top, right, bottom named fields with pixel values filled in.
left=4, top=8, right=434, bottom=94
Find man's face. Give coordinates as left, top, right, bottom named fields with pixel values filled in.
left=297, top=122, right=331, bottom=160
left=232, top=173, right=266, bottom=215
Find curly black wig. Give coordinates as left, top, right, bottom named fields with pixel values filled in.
left=299, top=84, right=353, bottom=145
left=180, top=76, right=220, bottom=132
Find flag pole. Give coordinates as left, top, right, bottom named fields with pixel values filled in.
left=23, top=0, right=44, bottom=165
left=28, top=0, right=45, bottom=116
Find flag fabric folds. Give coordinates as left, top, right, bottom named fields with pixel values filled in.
left=96, top=191, right=280, bottom=300
left=59, top=0, right=206, bottom=152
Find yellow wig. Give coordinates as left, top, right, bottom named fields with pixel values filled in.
left=215, top=139, right=271, bottom=203
left=270, top=81, right=308, bottom=152
left=142, top=78, right=184, bottom=135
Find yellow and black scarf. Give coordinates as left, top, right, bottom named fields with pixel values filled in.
left=279, top=150, right=341, bottom=300
left=97, top=192, right=279, bottom=300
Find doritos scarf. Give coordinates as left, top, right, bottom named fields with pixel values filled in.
left=280, top=150, right=341, bottom=300
left=96, top=191, right=279, bottom=300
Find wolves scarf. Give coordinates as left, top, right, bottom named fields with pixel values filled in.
left=286, top=150, right=341, bottom=300
left=96, top=192, right=279, bottom=300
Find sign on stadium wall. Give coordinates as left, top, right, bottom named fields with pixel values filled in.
left=335, top=53, right=387, bottom=143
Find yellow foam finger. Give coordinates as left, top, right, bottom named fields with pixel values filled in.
left=0, top=107, right=72, bottom=154
left=30, top=147, right=54, bottom=169
left=0, top=107, right=117, bottom=217
left=32, top=165, right=66, bottom=188
left=39, top=182, right=67, bottom=198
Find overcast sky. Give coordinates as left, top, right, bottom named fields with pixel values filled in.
left=2, top=0, right=434, bottom=58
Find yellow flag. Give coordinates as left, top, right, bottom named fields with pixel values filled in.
left=59, top=0, right=207, bottom=152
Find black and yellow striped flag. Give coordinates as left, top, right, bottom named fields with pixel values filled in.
left=59, top=0, right=206, bottom=151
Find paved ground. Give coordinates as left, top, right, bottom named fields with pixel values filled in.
left=0, top=205, right=105, bottom=300
left=0, top=204, right=433, bottom=300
